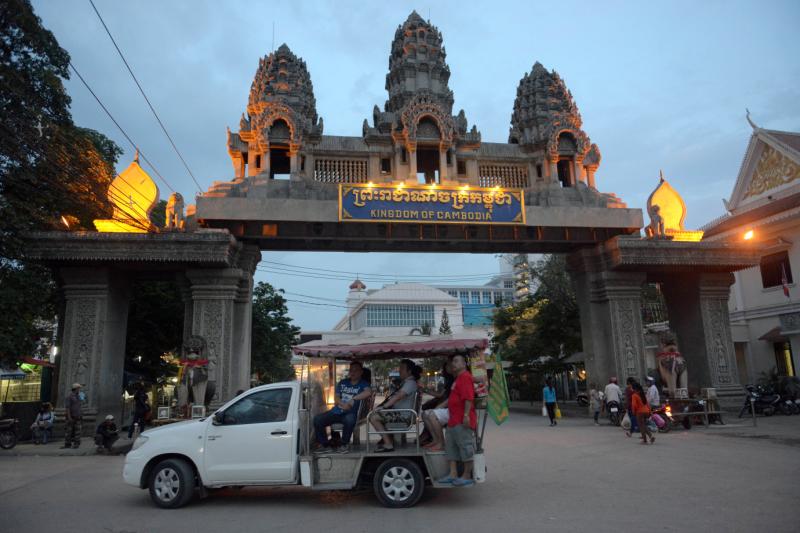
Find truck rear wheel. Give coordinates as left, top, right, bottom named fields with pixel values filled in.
left=148, top=458, right=195, bottom=509
left=373, top=458, right=424, bottom=508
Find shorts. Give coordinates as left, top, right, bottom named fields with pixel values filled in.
left=445, top=424, right=475, bottom=462
left=375, top=410, right=412, bottom=426
left=431, top=408, right=449, bottom=425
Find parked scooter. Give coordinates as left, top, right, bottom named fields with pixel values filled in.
left=606, top=400, right=622, bottom=426
left=653, top=403, right=691, bottom=431
left=0, top=417, right=19, bottom=449
left=738, top=385, right=779, bottom=418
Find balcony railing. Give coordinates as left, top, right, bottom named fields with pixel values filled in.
left=478, top=164, right=529, bottom=189
left=314, top=158, right=368, bottom=183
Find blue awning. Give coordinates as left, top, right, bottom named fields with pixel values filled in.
left=0, top=367, right=27, bottom=380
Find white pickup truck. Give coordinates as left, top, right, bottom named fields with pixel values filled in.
left=124, top=340, right=489, bottom=509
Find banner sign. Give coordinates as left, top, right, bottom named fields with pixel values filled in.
left=339, top=184, right=525, bottom=225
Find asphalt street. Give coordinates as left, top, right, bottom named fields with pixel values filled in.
left=1, top=413, right=798, bottom=533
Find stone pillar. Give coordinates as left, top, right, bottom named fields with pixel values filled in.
left=574, top=157, right=586, bottom=185
left=394, top=146, right=403, bottom=182
left=438, top=147, right=448, bottom=182
left=186, top=268, right=242, bottom=406
left=585, top=165, right=598, bottom=189
left=305, top=152, right=315, bottom=180
left=289, top=148, right=300, bottom=180
left=548, top=156, right=559, bottom=185
left=233, top=245, right=261, bottom=391
left=232, top=154, right=245, bottom=180
left=57, top=267, right=130, bottom=429
left=661, top=273, right=741, bottom=403
left=407, top=147, right=418, bottom=182
left=261, top=149, right=271, bottom=178
left=570, top=264, right=647, bottom=386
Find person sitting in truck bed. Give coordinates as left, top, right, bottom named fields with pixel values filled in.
left=313, top=361, right=372, bottom=454
left=371, top=359, right=420, bottom=453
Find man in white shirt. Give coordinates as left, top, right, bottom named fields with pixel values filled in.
left=603, top=377, right=622, bottom=406
left=646, top=376, right=660, bottom=408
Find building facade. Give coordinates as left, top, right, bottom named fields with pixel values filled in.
left=702, top=118, right=800, bottom=382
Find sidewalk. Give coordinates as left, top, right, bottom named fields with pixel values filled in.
left=0, top=437, right=134, bottom=457
left=510, top=400, right=591, bottom=418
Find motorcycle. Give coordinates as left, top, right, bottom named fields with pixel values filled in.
left=576, top=392, right=589, bottom=407
left=606, top=400, right=622, bottom=426
left=653, top=403, right=691, bottom=431
left=738, top=385, right=779, bottom=418
left=0, top=417, right=19, bottom=449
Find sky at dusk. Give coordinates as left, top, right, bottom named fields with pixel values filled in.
left=31, top=0, right=800, bottom=330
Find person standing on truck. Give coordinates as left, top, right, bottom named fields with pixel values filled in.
left=438, top=354, right=477, bottom=487
left=314, top=361, right=372, bottom=454
left=371, top=359, right=420, bottom=453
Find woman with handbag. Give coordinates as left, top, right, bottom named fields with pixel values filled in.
left=543, top=378, right=557, bottom=427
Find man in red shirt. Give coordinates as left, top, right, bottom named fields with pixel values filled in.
left=438, top=354, right=477, bottom=487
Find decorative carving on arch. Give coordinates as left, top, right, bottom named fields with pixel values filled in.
left=546, top=127, right=590, bottom=159
left=251, top=103, right=301, bottom=147
left=400, top=93, right=456, bottom=146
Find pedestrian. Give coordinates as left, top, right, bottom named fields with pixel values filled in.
left=61, top=383, right=83, bottom=449
left=128, top=383, right=150, bottom=439
left=543, top=377, right=557, bottom=426
left=30, top=402, right=55, bottom=444
left=631, top=382, right=655, bottom=445
left=437, top=354, right=477, bottom=487
left=95, top=415, right=119, bottom=453
left=646, top=376, right=660, bottom=409
left=589, top=383, right=602, bottom=425
left=624, top=377, right=640, bottom=437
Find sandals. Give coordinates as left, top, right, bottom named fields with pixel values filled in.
left=375, top=444, right=395, bottom=453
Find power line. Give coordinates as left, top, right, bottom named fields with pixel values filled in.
left=89, top=0, right=203, bottom=193
left=68, top=62, right=175, bottom=193
left=285, top=299, right=348, bottom=309
left=260, top=260, right=501, bottom=280
left=259, top=266, right=497, bottom=284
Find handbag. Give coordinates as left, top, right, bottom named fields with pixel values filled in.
left=555, top=404, right=562, bottom=419
left=542, top=405, right=548, bottom=417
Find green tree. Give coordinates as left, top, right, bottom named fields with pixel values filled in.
left=251, top=282, right=300, bottom=384
left=0, top=0, right=119, bottom=366
left=438, top=309, right=452, bottom=335
left=492, top=255, right=582, bottom=368
left=124, top=281, right=183, bottom=384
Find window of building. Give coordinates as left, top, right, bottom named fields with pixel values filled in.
left=300, top=155, right=305, bottom=172
left=457, top=160, right=466, bottom=175
left=481, top=291, right=492, bottom=304
left=365, top=304, right=434, bottom=327
left=503, top=280, right=513, bottom=289
left=760, top=251, right=793, bottom=289
left=536, top=164, right=542, bottom=178
left=446, top=150, right=452, bottom=165
left=254, top=154, right=261, bottom=170
left=774, top=341, right=796, bottom=377
left=447, top=290, right=457, bottom=298
left=401, top=148, right=408, bottom=163
left=381, top=158, right=391, bottom=173
left=459, top=291, right=469, bottom=304
left=470, top=290, right=480, bottom=303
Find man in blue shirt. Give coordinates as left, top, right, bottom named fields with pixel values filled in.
left=313, top=361, right=371, bottom=454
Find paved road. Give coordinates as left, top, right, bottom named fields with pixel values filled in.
left=1, top=414, right=798, bottom=533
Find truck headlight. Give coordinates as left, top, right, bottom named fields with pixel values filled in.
left=131, top=435, right=148, bottom=451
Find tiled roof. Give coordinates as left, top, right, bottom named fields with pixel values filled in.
left=476, top=142, right=527, bottom=158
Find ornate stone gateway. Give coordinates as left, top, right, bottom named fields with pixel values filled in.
left=24, top=12, right=762, bottom=424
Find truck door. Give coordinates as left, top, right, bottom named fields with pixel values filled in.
left=203, top=387, right=296, bottom=484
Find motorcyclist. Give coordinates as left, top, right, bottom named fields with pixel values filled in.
left=603, top=377, right=622, bottom=409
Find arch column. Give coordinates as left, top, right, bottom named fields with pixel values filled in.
left=660, top=272, right=741, bottom=402
left=185, top=268, right=242, bottom=407
left=56, top=267, right=130, bottom=429
left=548, top=155, right=559, bottom=184
left=438, top=144, right=448, bottom=182
left=571, top=269, right=648, bottom=385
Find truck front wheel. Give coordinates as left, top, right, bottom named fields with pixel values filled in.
left=373, top=458, right=424, bottom=508
left=148, top=458, right=195, bottom=509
